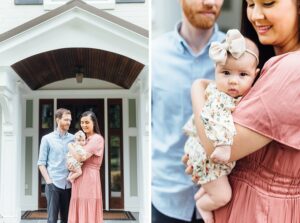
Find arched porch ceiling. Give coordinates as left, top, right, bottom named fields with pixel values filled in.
left=0, top=0, right=148, bottom=67
left=11, top=48, right=144, bottom=90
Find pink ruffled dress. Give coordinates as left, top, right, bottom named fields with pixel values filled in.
left=214, top=51, right=300, bottom=222
left=68, top=134, right=104, bottom=223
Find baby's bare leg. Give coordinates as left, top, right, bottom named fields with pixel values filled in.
left=67, top=167, right=82, bottom=183
left=67, top=172, right=73, bottom=180
left=196, top=176, right=232, bottom=223
left=194, top=187, right=205, bottom=200
left=210, top=145, right=231, bottom=164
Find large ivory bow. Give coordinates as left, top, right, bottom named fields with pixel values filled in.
left=209, top=29, right=247, bottom=65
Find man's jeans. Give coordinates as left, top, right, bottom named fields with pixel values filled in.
left=152, top=204, right=204, bottom=223
left=45, top=183, right=71, bottom=223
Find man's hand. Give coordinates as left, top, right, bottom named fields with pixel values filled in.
left=39, top=165, right=53, bottom=185
left=46, top=179, right=53, bottom=184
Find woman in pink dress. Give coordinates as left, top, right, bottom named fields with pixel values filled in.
left=68, top=111, right=104, bottom=223
left=184, top=0, right=300, bottom=222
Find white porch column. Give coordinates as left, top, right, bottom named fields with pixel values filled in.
left=1, top=123, right=20, bottom=223
left=0, top=69, right=21, bottom=223
left=138, top=67, right=150, bottom=223
left=0, top=101, right=2, bottom=223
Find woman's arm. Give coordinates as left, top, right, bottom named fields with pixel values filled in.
left=191, top=79, right=272, bottom=162
left=191, top=79, right=213, bottom=153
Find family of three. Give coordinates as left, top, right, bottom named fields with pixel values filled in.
left=37, top=108, right=104, bottom=223
left=186, top=0, right=300, bottom=222
left=153, top=0, right=300, bottom=223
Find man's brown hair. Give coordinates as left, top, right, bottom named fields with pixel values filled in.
left=55, top=108, right=71, bottom=120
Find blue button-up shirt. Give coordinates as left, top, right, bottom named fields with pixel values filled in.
left=37, top=130, right=74, bottom=189
left=152, top=23, right=225, bottom=221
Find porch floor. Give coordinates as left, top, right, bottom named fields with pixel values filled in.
left=21, top=212, right=139, bottom=223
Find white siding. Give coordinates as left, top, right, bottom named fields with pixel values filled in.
left=0, top=0, right=45, bottom=34
left=0, top=0, right=148, bottom=34
left=109, top=0, right=149, bottom=30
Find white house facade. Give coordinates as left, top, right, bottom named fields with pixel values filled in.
left=0, top=0, right=149, bottom=222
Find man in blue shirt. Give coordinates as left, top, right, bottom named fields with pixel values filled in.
left=37, top=108, right=74, bottom=223
left=152, top=0, right=225, bottom=222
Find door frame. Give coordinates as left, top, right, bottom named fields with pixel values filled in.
left=38, top=99, right=54, bottom=209
left=38, top=98, right=107, bottom=209
left=107, top=98, right=124, bottom=209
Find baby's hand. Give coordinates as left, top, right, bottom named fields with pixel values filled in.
left=67, top=163, right=75, bottom=172
left=210, top=145, right=231, bottom=164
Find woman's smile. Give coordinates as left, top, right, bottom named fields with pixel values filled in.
left=255, top=24, right=272, bottom=35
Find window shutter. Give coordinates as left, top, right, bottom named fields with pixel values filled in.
left=116, top=0, right=145, bottom=3
left=15, top=0, right=43, bottom=5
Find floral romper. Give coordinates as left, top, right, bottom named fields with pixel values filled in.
left=183, top=83, right=239, bottom=185
left=66, top=144, right=86, bottom=169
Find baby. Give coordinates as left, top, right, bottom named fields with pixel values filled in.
left=183, top=29, right=260, bottom=223
left=66, top=130, right=87, bottom=183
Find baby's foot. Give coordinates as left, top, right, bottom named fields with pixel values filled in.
left=67, top=177, right=74, bottom=184
left=197, top=207, right=214, bottom=223
left=194, top=187, right=205, bottom=200
left=210, top=145, right=231, bottom=164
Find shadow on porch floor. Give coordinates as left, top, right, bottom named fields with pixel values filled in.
left=20, top=212, right=139, bottom=223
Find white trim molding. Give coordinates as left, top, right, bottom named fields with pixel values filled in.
left=0, top=87, right=13, bottom=125
left=0, top=6, right=148, bottom=66
left=44, top=0, right=115, bottom=11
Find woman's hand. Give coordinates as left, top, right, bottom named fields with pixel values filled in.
left=181, top=154, right=193, bottom=174
left=181, top=154, right=200, bottom=183
left=181, top=153, right=189, bottom=165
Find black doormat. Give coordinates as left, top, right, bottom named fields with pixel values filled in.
left=21, top=209, right=135, bottom=220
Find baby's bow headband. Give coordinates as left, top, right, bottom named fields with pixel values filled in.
left=209, top=29, right=259, bottom=65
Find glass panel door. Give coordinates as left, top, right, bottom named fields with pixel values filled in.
left=38, top=99, right=54, bottom=209
left=110, top=135, right=122, bottom=198
left=108, top=99, right=124, bottom=209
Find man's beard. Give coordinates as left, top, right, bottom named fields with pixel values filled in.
left=182, top=2, right=219, bottom=29
left=187, top=14, right=216, bottom=29
left=61, top=124, right=70, bottom=131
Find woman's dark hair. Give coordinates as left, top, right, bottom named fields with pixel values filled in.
left=80, top=111, right=101, bottom=134
left=240, top=1, right=276, bottom=70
